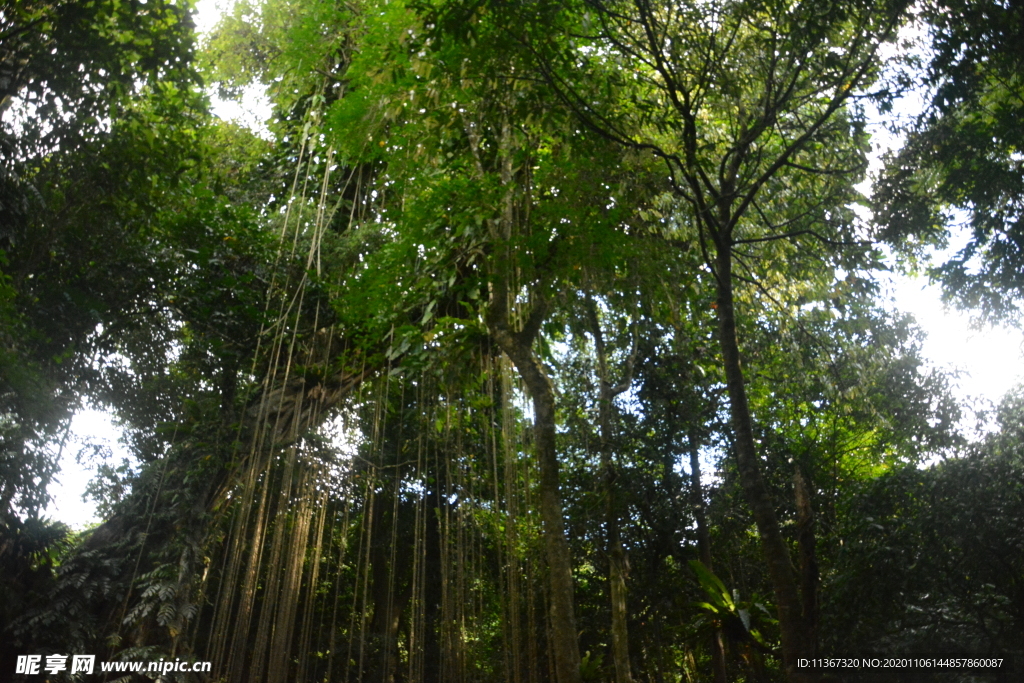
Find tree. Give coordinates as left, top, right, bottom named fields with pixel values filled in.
left=6, top=0, right=1006, bottom=681
left=825, top=386, right=1024, bottom=663
left=873, top=0, right=1024, bottom=326
left=1, top=0, right=202, bottom=526
left=0, top=0, right=195, bottom=137
left=502, top=0, right=909, bottom=677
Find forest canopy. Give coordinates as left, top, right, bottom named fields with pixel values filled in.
left=1, top=1, right=1022, bottom=682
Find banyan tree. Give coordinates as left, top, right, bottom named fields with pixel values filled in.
left=4, top=0, right=1022, bottom=682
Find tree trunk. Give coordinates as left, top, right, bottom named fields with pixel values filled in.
left=688, top=436, right=727, bottom=683
left=599, top=389, right=632, bottom=683
left=794, top=467, right=819, bottom=657
left=369, top=493, right=414, bottom=683
left=713, top=242, right=818, bottom=683
left=586, top=298, right=633, bottom=683
left=608, top=542, right=630, bottom=683
left=490, top=327, right=582, bottom=683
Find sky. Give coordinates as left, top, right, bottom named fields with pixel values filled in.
left=886, top=273, right=1022, bottom=408
left=42, top=0, right=1024, bottom=528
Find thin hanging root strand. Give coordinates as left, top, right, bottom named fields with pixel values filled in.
left=199, top=83, right=546, bottom=683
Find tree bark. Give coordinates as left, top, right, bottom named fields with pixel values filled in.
left=713, top=242, right=819, bottom=683
left=794, top=467, right=819, bottom=658
left=489, top=319, right=582, bottom=683
left=479, top=107, right=582, bottom=683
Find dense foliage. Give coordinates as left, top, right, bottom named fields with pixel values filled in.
left=1, top=1, right=1021, bottom=682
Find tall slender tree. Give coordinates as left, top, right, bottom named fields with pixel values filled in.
left=499, top=0, right=909, bottom=678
